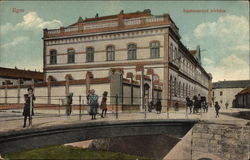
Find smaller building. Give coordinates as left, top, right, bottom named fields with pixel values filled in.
left=0, top=67, right=44, bottom=86
left=0, top=67, right=44, bottom=104
left=234, top=87, right=250, bottom=108
left=212, top=80, right=250, bottom=108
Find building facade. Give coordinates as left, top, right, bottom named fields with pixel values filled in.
left=0, top=10, right=212, bottom=111
left=212, top=80, right=250, bottom=108
left=234, top=87, right=250, bottom=108
left=42, top=9, right=212, bottom=111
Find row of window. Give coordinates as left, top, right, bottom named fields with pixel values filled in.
left=169, top=76, right=194, bottom=98
left=169, top=43, right=196, bottom=77
left=49, top=42, right=160, bottom=65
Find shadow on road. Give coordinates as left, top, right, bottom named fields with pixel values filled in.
left=220, top=110, right=250, bottom=120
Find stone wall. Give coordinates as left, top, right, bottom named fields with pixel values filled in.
left=165, top=122, right=250, bottom=160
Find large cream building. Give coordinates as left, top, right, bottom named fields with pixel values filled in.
left=0, top=9, right=212, bottom=111
left=42, top=9, right=212, bottom=111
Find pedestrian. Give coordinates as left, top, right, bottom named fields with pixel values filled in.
left=148, top=100, right=154, bottom=112
left=197, top=94, right=202, bottom=112
left=22, top=87, right=36, bottom=128
left=66, top=93, right=73, bottom=116
left=88, top=89, right=99, bottom=120
left=155, top=99, right=162, bottom=114
left=100, top=91, right=108, bottom=118
left=193, top=95, right=198, bottom=113
left=186, top=96, right=193, bottom=114
left=225, top=102, right=229, bottom=109
left=205, top=102, right=208, bottom=113
left=86, top=90, right=91, bottom=113
left=201, top=101, right=207, bottom=113
left=214, top=101, right=221, bottom=118
left=174, top=102, right=179, bottom=112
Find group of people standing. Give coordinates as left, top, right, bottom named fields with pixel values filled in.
left=86, top=89, right=108, bottom=120
left=148, top=99, right=162, bottom=114
left=186, top=94, right=222, bottom=118
left=186, top=94, right=209, bottom=114
left=22, top=88, right=109, bottom=128
left=22, top=88, right=225, bottom=128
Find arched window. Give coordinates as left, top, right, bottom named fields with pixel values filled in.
left=182, top=83, right=185, bottom=98
left=169, top=43, right=173, bottom=61
left=183, top=59, right=186, bottom=71
left=174, top=47, right=177, bottom=61
left=128, top=44, right=137, bottom=60
left=186, top=84, right=188, bottom=97
left=169, top=76, right=172, bottom=98
left=86, top=47, right=94, bottom=62
left=186, top=61, right=188, bottom=72
left=188, top=85, right=191, bottom=96
left=67, top=49, right=75, bottom=63
left=178, top=81, right=181, bottom=97
left=50, top=50, right=57, bottom=64
left=106, top=45, right=115, bottom=61
left=150, top=42, right=160, bottom=58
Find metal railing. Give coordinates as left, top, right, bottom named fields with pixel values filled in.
left=0, top=94, right=210, bottom=122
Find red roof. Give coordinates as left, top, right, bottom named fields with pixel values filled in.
left=0, top=67, right=44, bottom=81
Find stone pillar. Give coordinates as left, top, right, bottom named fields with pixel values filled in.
left=147, top=68, right=154, bottom=102
left=110, top=68, right=123, bottom=105
left=136, top=65, right=144, bottom=112
left=126, top=72, right=134, bottom=105
left=85, top=72, right=93, bottom=96
left=65, top=77, right=69, bottom=96
left=162, top=31, right=169, bottom=112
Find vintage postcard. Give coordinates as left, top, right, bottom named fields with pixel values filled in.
left=0, top=1, right=249, bottom=160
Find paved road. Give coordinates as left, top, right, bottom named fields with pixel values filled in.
left=0, top=107, right=249, bottom=133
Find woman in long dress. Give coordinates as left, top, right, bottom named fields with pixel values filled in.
left=89, top=89, right=99, bottom=120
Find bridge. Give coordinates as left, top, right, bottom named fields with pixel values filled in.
left=0, top=107, right=249, bottom=160
left=0, top=119, right=198, bottom=154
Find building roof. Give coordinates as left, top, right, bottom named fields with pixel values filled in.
left=212, top=80, right=250, bottom=89
left=69, top=9, right=152, bottom=27
left=44, top=9, right=180, bottom=39
left=237, top=87, right=250, bottom=95
left=0, top=67, right=44, bottom=81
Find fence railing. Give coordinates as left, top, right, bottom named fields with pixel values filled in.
left=0, top=94, right=210, bottom=122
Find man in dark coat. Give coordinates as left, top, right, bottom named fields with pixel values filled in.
left=66, top=93, right=73, bottom=116
left=100, top=91, right=108, bottom=118
left=214, top=101, right=221, bottom=118
left=186, top=96, right=193, bottom=114
left=23, top=87, right=36, bottom=128
left=155, top=99, right=162, bottom=114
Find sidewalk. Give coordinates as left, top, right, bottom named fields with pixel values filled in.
left=0, top=107, right=249, bottom=133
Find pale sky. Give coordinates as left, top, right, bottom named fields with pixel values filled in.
left=0, top=1, right=249, bottom=82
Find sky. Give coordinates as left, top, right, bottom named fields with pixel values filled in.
left=0, top=1, right=249, bottom=82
